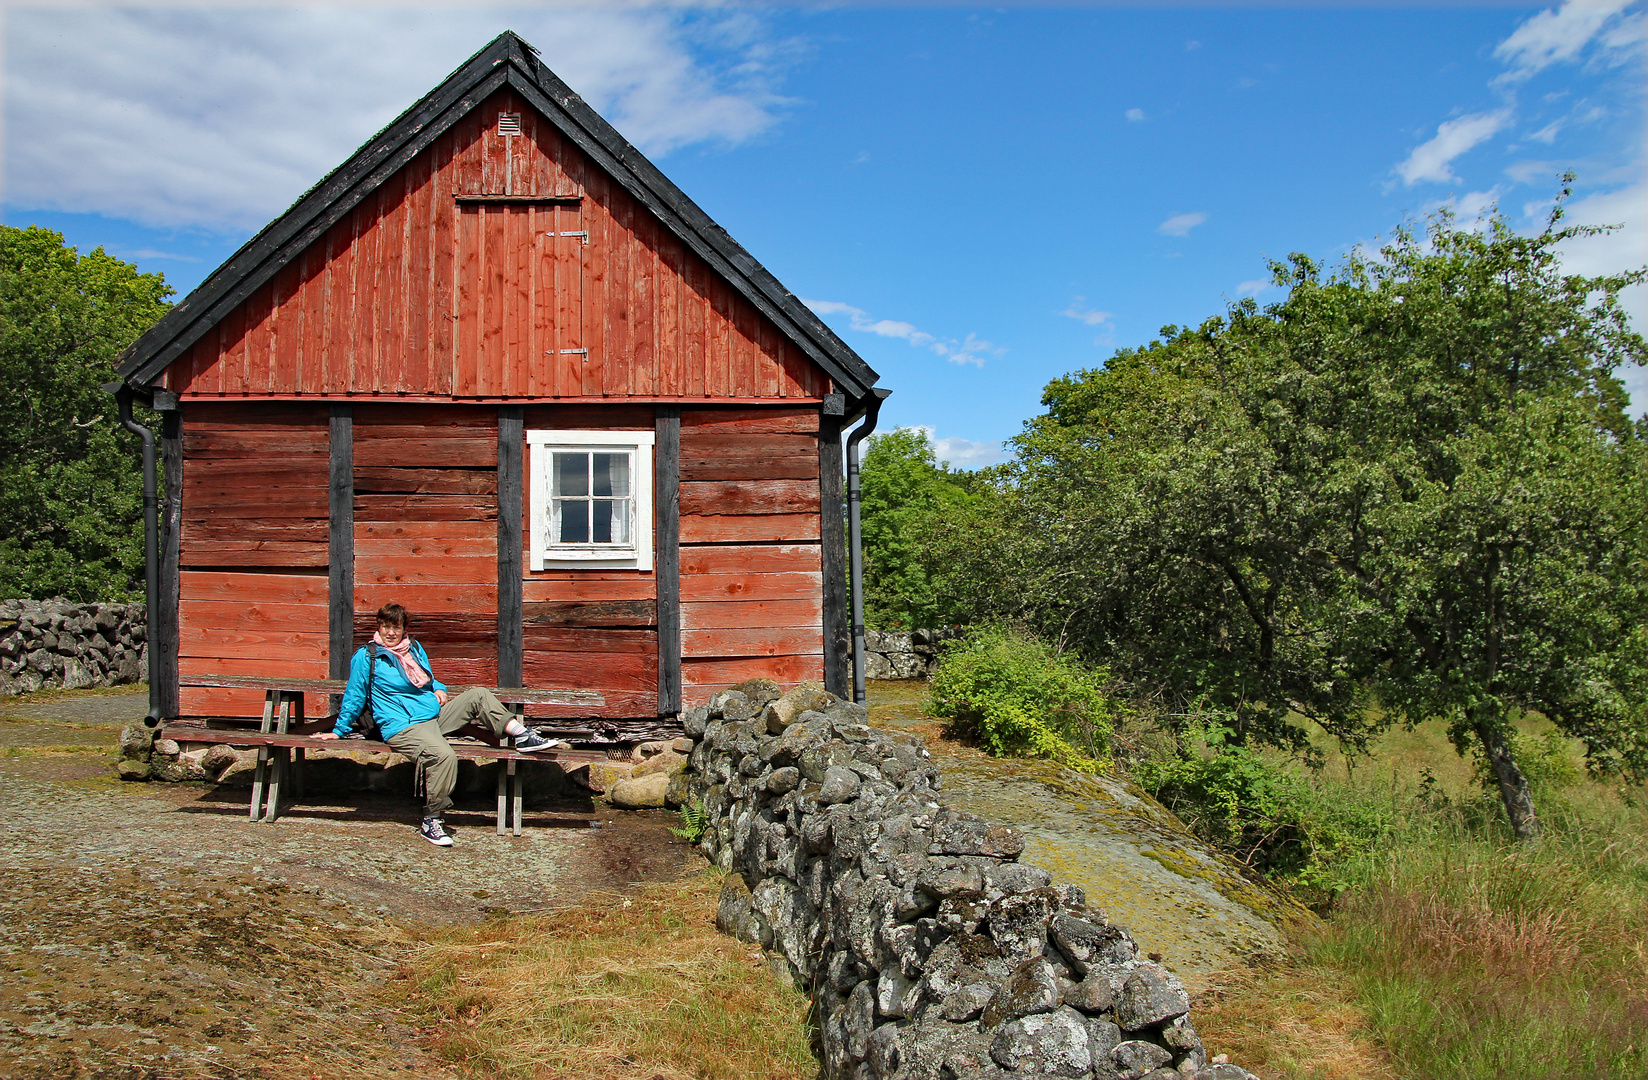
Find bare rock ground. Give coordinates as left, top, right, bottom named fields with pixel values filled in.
left=0, top=687, right=696, bottom=1079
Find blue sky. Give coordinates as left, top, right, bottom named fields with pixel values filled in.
left=5, top=3, right=1643, bottom=466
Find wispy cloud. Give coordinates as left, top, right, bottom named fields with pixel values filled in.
left=804, top=299, right=1004, bottom=367
left=1125, top=108, right=1147, bottom=122
left=1494, top=0, right=1639, bottom=84
left=1157, top=212, right=1207, bottom=237
left=1424, top=187, right=1505, bottom=229
left=124, top=249, right=200, bottom=262
left=3, top=8, right=793, bottom=232
left=1061, top=299, right=1113, bottom=327
left=1235, top=279, right=1272, bottom=297
left=1395, top=110, right=1512, bottom=186
left=1525, top=119, right=1564, bottom=144
left=1505, top=159, right=1560, bottom=185
left=905, top=425, right=1004, bottom=470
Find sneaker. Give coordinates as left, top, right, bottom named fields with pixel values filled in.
left=511, top=728, right=555, bottom=753
left=420, top=816, right=454, bottom=847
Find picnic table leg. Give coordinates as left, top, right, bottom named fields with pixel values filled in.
left=263, top=694, right=293, bottom=822
left=511, top=759, right=523, bottom=837
left=496, top=761, right=507, bottom=836
left=250, top=748, right=269, bottom=822
left=249, top=690, right=277, bottom=822
left=291, top=693, right=307, bottom=801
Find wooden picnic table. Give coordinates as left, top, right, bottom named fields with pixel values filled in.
left=167, top=675, right=606, bottom=834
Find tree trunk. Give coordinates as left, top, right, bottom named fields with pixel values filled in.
left=1476, top=719, right=1541, bottom=843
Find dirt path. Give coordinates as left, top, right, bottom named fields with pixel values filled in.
left=0, top=687, right=696, bottom=1080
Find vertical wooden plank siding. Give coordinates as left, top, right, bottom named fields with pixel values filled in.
left=655, top=407, right=681, bottom=715
left=163, top=87, right=831, bottom=403
left=159, top=407, right=183, bottom=718
left=818, top=415, right=849, bottom=698
left=328, top=406, right=354, bottom=683
left=496, top=405, right=524, bottom=687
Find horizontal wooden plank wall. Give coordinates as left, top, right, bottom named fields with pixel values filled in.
left=679, top=406, right=824, bottom=702
left=352, top=405, right=498, bottom=685
left=160, top=88, right=827, bottom=403
left=517, top=404, right=657, bottom=722
left=178, top=403, right=331, bottom=718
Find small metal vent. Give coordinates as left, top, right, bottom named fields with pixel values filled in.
left=497, top=112, right=522, bottom=137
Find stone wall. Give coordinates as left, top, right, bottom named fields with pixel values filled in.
left=863, top=629, right=959, bottom=681
left=0, top=599, right=147, bottom=696
left=670, top=681, right=1258, bottom=1080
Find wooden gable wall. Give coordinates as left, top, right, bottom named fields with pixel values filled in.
left=160, top=89, right=829, bottom=402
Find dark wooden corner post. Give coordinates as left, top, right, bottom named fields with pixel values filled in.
left=820, top=394, right=849, bottom=698
left=328, top=406, right=354, bottom=709
left=656, top=406, right=681, bottom=716
left=497, top=406, right=524, bottom=688
left=157, top=396, right=182, bottom=719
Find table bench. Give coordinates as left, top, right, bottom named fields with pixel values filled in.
left=166, top=675, right=608, bottom=835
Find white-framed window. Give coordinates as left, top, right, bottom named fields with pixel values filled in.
left=527, top=429, right=655, bottom=571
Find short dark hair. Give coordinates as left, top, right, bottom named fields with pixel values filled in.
left=375, top=603, right=409, bottom=629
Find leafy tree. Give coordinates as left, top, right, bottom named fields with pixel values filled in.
left=980, top=191, right=1647, bottom=841
left=0, top=226, right=172, bottom=600
left=858, top=428, right=988, bottom=629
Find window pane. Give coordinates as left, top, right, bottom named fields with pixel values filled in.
left=592, top=453, right=630, bottom=497
left=555, top=499, right=588, bottom=543
left=610, top=499, right=630, bottom=544
left=592, top=499, right=612, bottom=544
left=554, top=453, right=589, bottom=497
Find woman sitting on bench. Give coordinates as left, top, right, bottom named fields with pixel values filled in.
left=314, top=602, right=555, bottom=847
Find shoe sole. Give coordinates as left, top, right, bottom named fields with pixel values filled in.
left=423, top=834, right=454, bottom=846
left=514, top=743, right=555, bottom=753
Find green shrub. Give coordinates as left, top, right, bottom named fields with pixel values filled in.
left=1134, top=726, right=1387, bottom=894
left=927, top=625, right=1113, bottom=770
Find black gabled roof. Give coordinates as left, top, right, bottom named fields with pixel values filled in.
left=117, top=31, right=879, bottom=402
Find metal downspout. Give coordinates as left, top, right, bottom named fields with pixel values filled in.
left=845, top=388, right=889, bottom=705
left=111, top=384, right=163, bottom=729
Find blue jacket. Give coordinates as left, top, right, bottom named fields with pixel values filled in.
left=332, top=641, right=448, bottom=741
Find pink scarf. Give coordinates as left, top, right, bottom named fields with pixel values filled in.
left=372, top=630, right=431, bottom=688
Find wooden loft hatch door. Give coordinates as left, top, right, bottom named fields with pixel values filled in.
left=455, top=198, right=586, bottom=398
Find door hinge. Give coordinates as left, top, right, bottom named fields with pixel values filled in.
left=547, top=231, right=589, bottom=244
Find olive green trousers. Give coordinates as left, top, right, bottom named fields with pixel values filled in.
left=385, top=687, right=515, bottom=817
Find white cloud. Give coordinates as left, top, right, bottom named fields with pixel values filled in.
left=1555, top=180, right=1648, bottom=343
left=904, top=426, right=1004, bottom=470
left=1395, top=111, right=1513, bottom=186
left=1422, top=187, right=1505, bottom=230
left=1062, top=300, right=1113, bottom=327
left=1185, top=40, right=1202, bottom=51
left=1157, top=212, right=1208, bottom=237
left=3, top=8, right=792, bottom=232
left=1526, top=119, right=1565, bottom=143
left=804, top=299, right=1004, bottom=367
left=1235, top=279, right=1272, bottom=297
left=1125, top=108, right=1147, bottom=122
left=1494, top=0, right=1638, bottom=83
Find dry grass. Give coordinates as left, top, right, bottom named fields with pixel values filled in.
left=390, top=871, right=818, bottom=1080
left=1319, top=834, right=1648, bottom=1080
left=1191, top=962, right=1399, bottom=1080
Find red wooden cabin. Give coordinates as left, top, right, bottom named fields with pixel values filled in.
left=114, top=32, right=883, bottom=741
